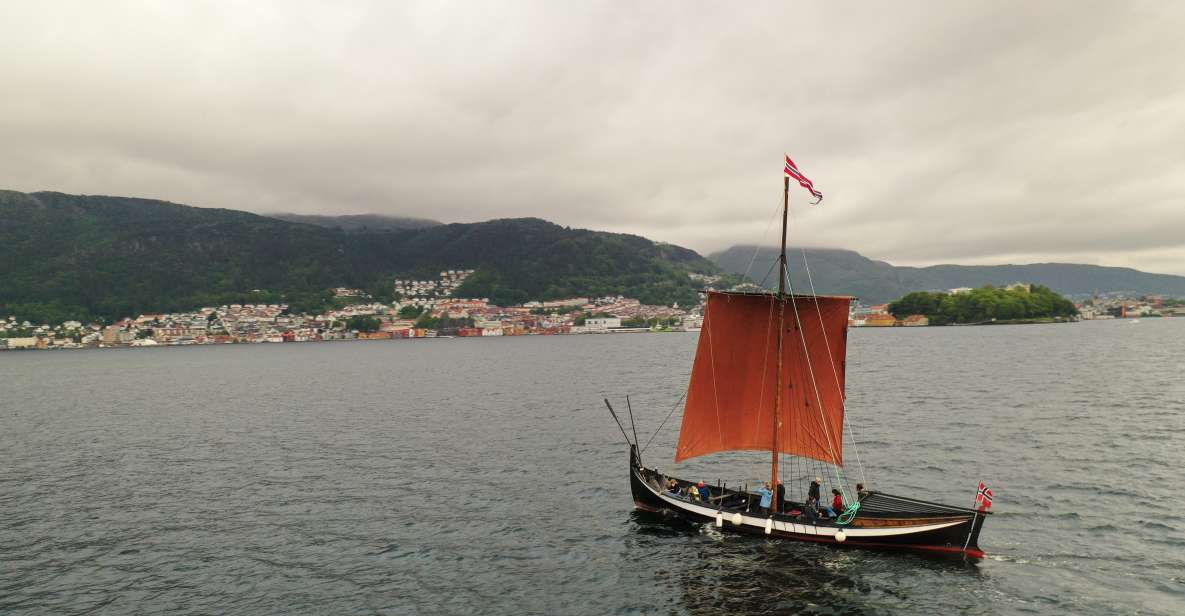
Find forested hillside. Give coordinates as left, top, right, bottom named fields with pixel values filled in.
left=0, top=191, right=716, bottom=322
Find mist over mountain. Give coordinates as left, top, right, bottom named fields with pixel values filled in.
left=711, top=245, right=1185, bottom=304
left=268, top=212, right=442, bottom=231
left=0, top=190, right=716, bottom=323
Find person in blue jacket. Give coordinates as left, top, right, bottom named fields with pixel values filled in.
left=756, top=482, right=774, bottom=515
left=696, top=481, right=711, bottom=502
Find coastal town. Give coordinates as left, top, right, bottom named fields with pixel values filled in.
left=0, top=270, right=700, bottom=350
left=1, top=272, right=1181, bottom=350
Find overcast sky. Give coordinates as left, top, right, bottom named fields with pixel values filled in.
left=3, top=2, right=1184, bottom=273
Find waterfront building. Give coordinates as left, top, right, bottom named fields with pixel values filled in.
left=863, top=314, right=898, bottom=327
left=585, top=317, right=622, bottom=330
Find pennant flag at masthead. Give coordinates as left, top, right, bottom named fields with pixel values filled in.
left=784, top=154, right=823, bottom=203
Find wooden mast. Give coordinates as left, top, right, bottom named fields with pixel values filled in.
left=771, top=175, right=789, bottom=512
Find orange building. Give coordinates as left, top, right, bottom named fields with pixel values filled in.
left=863, top=314, right=898, bottom=327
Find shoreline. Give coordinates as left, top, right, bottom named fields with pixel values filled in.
left=0, top=327, right=698, bottom=352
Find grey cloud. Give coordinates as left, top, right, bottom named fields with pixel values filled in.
left=1, top=1, right=1183, bottom=274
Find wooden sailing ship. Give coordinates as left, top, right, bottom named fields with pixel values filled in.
left=615, top=168, right=989, bottom=558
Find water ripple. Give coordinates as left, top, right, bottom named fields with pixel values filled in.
left=2, top=321, right=1184, bottom=614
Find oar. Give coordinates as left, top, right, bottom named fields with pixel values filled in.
left=625, top=395, right=640, bottom=451
left=603, top=398, right=634, bottom=447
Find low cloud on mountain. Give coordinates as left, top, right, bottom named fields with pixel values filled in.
left=2, top=2, right=1183, bottom=273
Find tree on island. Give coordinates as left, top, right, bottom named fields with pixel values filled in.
left=889, top=284, right=1077, bottom=325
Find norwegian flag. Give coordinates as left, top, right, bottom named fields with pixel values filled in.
left=784, top=154, right=823, bottom=204
left=975, top=482, right=994, bottom=511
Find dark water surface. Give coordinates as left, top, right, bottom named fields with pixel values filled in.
left=2, top=319, right=1184, bottom=615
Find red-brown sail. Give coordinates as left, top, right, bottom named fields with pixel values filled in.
left=675, top=291, right=851, bottom=465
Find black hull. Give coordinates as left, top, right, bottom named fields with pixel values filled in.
left=629, top=446, right=988, bottom=558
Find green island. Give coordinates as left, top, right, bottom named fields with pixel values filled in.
left=888, top=284, right=1078, bottom=325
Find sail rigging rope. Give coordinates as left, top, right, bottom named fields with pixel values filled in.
left=836, top=502, right=861, bottom=525
left=793, top=238, right=869, bottom=487
left=753, top=281, right=778, bottom=437
left=756, top=258, right=779, bottom=292
left=741, top=196, right=789, bottom=282
left=780, top=260, right=847, bottom=496
left=784, top=204, right=870, bottom=492
left=703, top=299, right=725, bottom=452
left=641, top=389, right=688, bottom=454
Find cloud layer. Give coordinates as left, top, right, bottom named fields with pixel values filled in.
left=3, top=2, right=1183, bottom=273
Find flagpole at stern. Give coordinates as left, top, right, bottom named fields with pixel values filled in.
left=771, top=174, right=789, bottom=513
left=962, top=485, right=981, bottom=553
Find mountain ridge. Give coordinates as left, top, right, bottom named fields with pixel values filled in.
left=0, top=190, right=717, bottom=323
left=710, top=245, right=1185, bottom=303
left=5, top=188, right=1182, bottom=323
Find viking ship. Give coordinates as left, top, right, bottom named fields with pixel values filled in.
left=610, top=165, right=990, bottom=558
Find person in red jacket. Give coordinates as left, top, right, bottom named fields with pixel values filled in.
left=826, top=488, right=844, bottom=518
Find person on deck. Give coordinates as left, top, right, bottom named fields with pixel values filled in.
left=667, top=479, right=679, bottom=495
left=856, top=483, right=869, bottom=500
left=697, top=481, right=711, bottom=502
left=825, top=488, right=844, bottom=518
left=756, top=482, right=774, bottom=515
left=776, top=480, right=786, bottom=513
left=807, top=477, right=822, bottom=510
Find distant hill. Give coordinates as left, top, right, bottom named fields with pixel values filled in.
left=268, top=212, right=442, bottom=231
left=0, top=190, right=717, bottom=322
left=711, top=245, right=1185, bottom=304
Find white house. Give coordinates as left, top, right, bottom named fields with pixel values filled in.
left=585, top=317, right=622, bottom=330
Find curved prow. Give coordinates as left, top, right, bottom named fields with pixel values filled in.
left=628, top=445, right=665, bottom=512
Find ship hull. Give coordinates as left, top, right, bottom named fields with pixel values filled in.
left=629, top=447, right=987, bottom=558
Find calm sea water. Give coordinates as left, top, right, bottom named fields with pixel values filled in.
left=2, top=319, right=1183, bottom=615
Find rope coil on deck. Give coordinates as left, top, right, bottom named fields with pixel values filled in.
left=836, top=502, right=860, bottom=526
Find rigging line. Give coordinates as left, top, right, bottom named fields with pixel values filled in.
left=778, top=255, right=848, bottom=498
left=793, top=452, right=801, bottom=502
left=704, top=299, right=725, bottom=452
left=756, top=256, right=779, bottom=290
left=625, top=395, right=640, bottom=450
left=793, top=260, right=863, bottom=487
left=753, top=285, right=778, bottom=437
left=781, top=260, right=846, bottom=496
left=741, top=195, right=789, bottom=282
left=787, top=207, right=869, bottom=487
left=641, top=388, right=688, bottom=454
